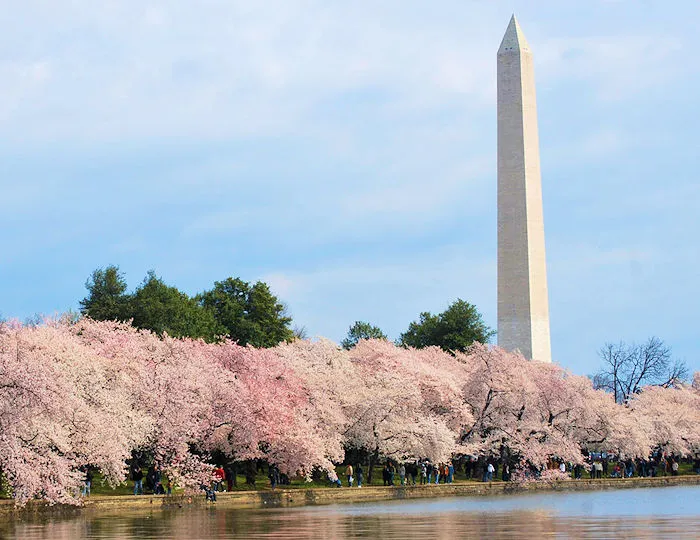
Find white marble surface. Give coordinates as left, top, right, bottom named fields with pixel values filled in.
left=497, top=16, right=552, bottom=363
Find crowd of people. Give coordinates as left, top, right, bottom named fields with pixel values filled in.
left=126, top=460, right=172, bottom=497
left=331, top=452, right=698, bottom=490
left=79, top=451, right=697, bottom=500
left=331, top=458, right=509, bottom=488
left=576, top=453, right=687, bottom=480
left=382, top=460, right=456, bottom=486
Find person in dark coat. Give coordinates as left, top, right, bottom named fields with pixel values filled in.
left=132, top=466, right=144, bottom=495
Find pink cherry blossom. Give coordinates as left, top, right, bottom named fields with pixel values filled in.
left=1, top=318, right=698, bottom=505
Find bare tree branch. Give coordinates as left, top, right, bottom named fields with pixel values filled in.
left=593, top=337, right=688, bottom=403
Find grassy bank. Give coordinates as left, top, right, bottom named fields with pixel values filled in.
left=1, top=462, right=697, bottom=500
left=63, top=461, right=700, bottom=497
left=1, top=473, right=699, bottom=517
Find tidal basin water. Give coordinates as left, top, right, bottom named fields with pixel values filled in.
left=3, top=485, right=699, bottom=539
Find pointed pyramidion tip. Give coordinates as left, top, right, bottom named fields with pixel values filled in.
left=498, top=14, right=531, bottom=55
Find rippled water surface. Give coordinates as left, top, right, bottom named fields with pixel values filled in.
left=3, top=485, right=699, bottom=539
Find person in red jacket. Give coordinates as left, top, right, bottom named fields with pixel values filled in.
left=213, top=466, right=226, bottom=492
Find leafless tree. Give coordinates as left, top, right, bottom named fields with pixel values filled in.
left=292, top=325, right=308, bottom=341
left=593, top=337, right=688, bottom=403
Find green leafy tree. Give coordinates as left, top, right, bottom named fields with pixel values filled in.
left=198, top=278, right=294, bottom=347
left=130, top=271, right=222, bottom=341
left=79, top=265, right=130, bottom=321
left=80, top=267, right=294, bottom=346
left=341, top=321, right=387, bottom=350
left=399, top=299, right=494, bottom=353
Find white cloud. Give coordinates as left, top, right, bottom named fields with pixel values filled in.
left=1, top=0, right=699, bottom=377
left=0, top=1, right=497, bottom=144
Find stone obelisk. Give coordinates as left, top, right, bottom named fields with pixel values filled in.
left=497, top=15, right=552, bottom=363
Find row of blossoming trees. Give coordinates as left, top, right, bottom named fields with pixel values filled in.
left=1, top=318, right=698, bottom=505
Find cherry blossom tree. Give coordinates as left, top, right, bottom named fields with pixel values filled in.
left=344, top=340, right=471, bottom=470
left=1, top=317, right=698, bottom=505
left=205, top=339, right=344, bottom=479
left=628, top=383, right=700, bottom=457
left=457, top=344, right=537, bottom=462
left=0, top=320, right=146, bottom=505
left=456, top=344, right=652, bottom=471
left=273, top=339, right=356, bottom=479
left=71, top=320, right=326, bottom=485
left=73, top=320, right=348, bottom=482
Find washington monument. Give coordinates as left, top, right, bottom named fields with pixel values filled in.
left=497, top=15, right=552, bottom=363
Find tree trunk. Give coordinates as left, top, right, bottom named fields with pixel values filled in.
left=228, top=459, right=238, bottom=488
left=367, top=446, right=379, bottom=485
left=244, top=460, right=257, bottom=486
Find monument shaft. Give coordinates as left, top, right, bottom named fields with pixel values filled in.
left=497, top=16, right=552, bottom=363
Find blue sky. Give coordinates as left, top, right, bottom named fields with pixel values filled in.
left=1, top=1, right=698, bottom=377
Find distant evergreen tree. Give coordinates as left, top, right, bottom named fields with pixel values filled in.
left=198, top=278, right=294, bottom=347
left=80, top=267, right=295, bottom=347
left=341, top=321, right=387, bottom=350
left=80, top=265, right=130, bottom=321
left=399, top=299, right=494, bottom=353
left=130, top=271, right=222, bottom=341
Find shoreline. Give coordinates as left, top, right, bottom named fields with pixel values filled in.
left=2, top=475, right=699, bottom=517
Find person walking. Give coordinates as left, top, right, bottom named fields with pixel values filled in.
left=213, top=465, right=225, bottom=492
left=420, top=462, right=427, bottom=485
left=388, top=462, right=396, bottom=486
left=269, top=464, right=281, bottom=489
left=502, top=463, right=511, bottom=482
left=153, top=465, right=164, bottom=494
left=595, top=461, right=603, bottom=479
left=356, top=464, right=363, bottom=488
left=486, top=462, right=495, bottom=482
left=133, top=465, right=144, bottom=495
left=399, top=463, right=406, bottom=486
left=82, top=467, right=93, bottom=497
left=448, top=462, right=454, bottom=484
left=638, top=458, right=647, bottom=478
left=346, top=464, right=354, bottom=487
left=224, top=463, right=236, bottom=491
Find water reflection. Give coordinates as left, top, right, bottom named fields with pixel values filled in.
left=3, top=486, right=699, bottom=539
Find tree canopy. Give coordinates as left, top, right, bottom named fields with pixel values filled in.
left=398, top=299, right=495, bottom=353
left=130, top=271, right=222, bottom=341
left=79, top=266, right=130, bottom=321
left=341, top=321, right=387, bottom=350
left=197, top=277, right=294, bottom=347
left=80, top=266, right=294, bottom=346
left=4, top=317, right=698, bottom=505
